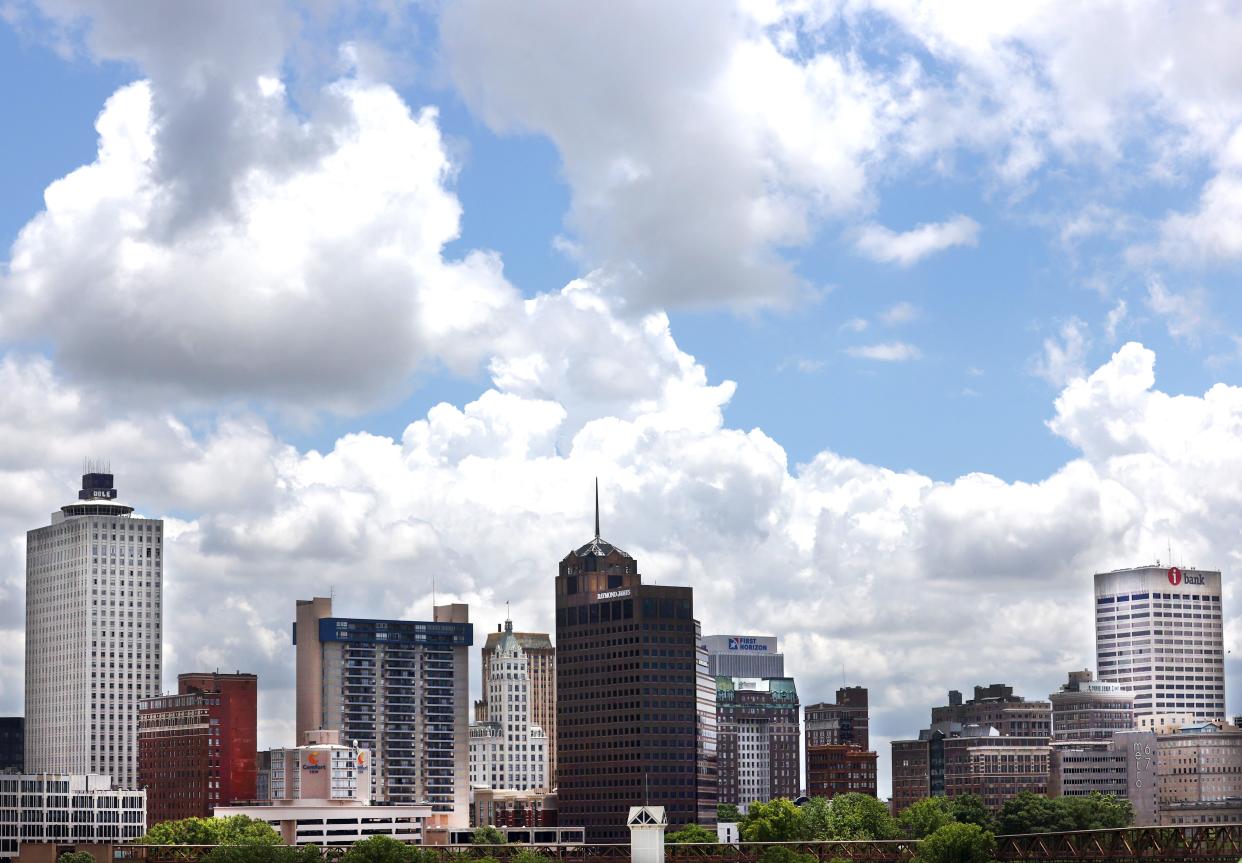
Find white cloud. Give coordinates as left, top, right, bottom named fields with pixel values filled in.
left=880, top=301, right=919, bottom=325
left=1104, top=299, right=1128, bottom=342
left=854, top=215, right=980, bottom=267
left=1145, top=277, right=1206, bottom=342
left=1, top=77, right=518, bottom=411
left=845, top=341, right=922, bottom=361
left=1031, top=317, right=1089, bottom=386
left=840, top=317, right=869, bottom=333
left=441, top=0, right=916, bottom=308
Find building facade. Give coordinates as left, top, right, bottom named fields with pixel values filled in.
left=138, top=672, right=258, bottom=823
left=0, top=774, right=145, bottom=862
left=0, top=719, right=21, bottom=773
left=469, top=618, right=548, bottom=792
left=1050, top=670, right=1135, bottom=741
left=294, top=598, right=472, bottom=822
left=24, top=469, right=163, bottom=790
left=891, top=725, right=1051, bottom=812
left=805, top=744, right=878, bottom=799
left=1155, top=723, right=1242, bottom=822
left=554, top=500, right=716, bottom=841
left=1049, top=731, right=1158, bottom=825
left=702, top=635, right=784, bottom=679
left=1094, top=565, right=1226, bottom=721
left=218, top=731, right=432, bottom=846
left=715, top=677, right=799, bottom=812
left=930, top=685, right=1051, bottom=738
left=476, top=626, right=556, bottom=787
left=805, top=687, right=870, bottom=751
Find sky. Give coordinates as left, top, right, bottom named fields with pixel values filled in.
left=2, top=0, right=1242, bottom=802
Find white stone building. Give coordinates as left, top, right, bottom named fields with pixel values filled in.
left=469, top=618, right=547, bottom=791
left=24, top=468, right=163, bottom=790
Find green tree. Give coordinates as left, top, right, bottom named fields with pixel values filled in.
left=1061, top=793, right=1133, bottom=830
left=822, top=793, right=899, bottom=840
left=914, top=823, right=995, bottom=863
left=947, top=795, right=997, bottom=835
left=138, top=815, right=283, bottom=846
left=998, top=792, right=1071, bottom=835
left=339, top=836, right=414, bottom=863
left=59, top=854, right=95, bottom=863
left=471, top=826, right=507, bottom=846
left=741, top=798, right=808, bottom=843
left=717, top=804, right=742, bottom=823
left=796, top=797, right=833, bottom=840
left=755, top=848, right=816, bottom=863
left=666, top=823, right=718, bottom=844
left=509, top=851, right=553, bottom=863
left=898, top=797, right=955, bottom=839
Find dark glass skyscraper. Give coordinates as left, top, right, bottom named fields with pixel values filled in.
left=554, top=490, right=716, bottom=841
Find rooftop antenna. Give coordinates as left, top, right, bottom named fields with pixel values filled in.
left=1168, top=540, right=1174, bottom=567
left=594, top=477, right=600, bottom=539
left=644, top=772, right=649, bottom=806
left=432, top=573, right=437, bottom=616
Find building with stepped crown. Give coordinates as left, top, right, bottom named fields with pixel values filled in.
left=470, top=615, right=548, bottom=792
left=554, top=483, right=716, bottom=841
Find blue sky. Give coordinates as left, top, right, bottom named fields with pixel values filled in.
left=3, top=0, right=1242, bottom=801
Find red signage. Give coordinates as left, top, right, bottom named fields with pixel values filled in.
left=1168, top=567, right=1182, bottom=586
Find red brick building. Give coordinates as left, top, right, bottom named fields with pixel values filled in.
left=805, top=744, right=878, bottom=799
left=138, top=672, right=257, bottom=824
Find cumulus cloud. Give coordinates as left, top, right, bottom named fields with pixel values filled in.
left=1031, top=317, right=1090, bottom=386
left=1, top=1, right=518, bottom=412
left=854, top=215, right=980, bottom=267
left=1145, top=278, right=1207, bottom=343
left=1, top=76, right=518, bottom=411
left=845, top=341, right=922, bottom=361
left=441, top=0, right=916, bottom=308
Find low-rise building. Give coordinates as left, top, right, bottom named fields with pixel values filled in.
left=805, top=744, right=877, bottom=798
left=890, top=723, right=1050, bottom=812
left=1155, top=722, right=1242, bottom=825
left=1050, top=671, right=1135, bottom=742
left=217, top=731, right=433, bottom=846
left=0, top=774, right=145, bottom=863
left=1049, top=731, right=1157, bottom=825
left=470, top=787, right=557, bottom=828
left=932, top=684, right=1052, bottom=738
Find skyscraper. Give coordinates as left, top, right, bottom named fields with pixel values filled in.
left=702, top=635, right=784, bottom=679
left=554, top=486, right=716, bottom=840
left=294, top=598, right=473, bottom=824
left=714, top=677, right=799, bottom=812
left=24, top=467, right=163, bottom=789
left=469, top=617, right=548, bottom=792
left=476, top=623, right=556, bottom=787
left=1094, top=565, right=1226, bottom=721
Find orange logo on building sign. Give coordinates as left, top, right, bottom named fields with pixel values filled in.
left=357, top=752, right=367, bottom=767
left=307, top=752, right=320, bottom=766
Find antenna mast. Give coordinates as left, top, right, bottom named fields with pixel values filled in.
left=594, top=477, right=600, bottom=539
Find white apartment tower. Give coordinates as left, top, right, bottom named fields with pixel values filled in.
left=469, top=617, right=548, bottom=791
left=1094, top=564, right=1225, bottom=722
left=24, top=468, right=163, bottom=789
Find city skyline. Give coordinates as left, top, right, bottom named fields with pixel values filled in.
left=4, top=1, right=1242, bottom=808
left=7, top=465, right=1232, bottom=802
